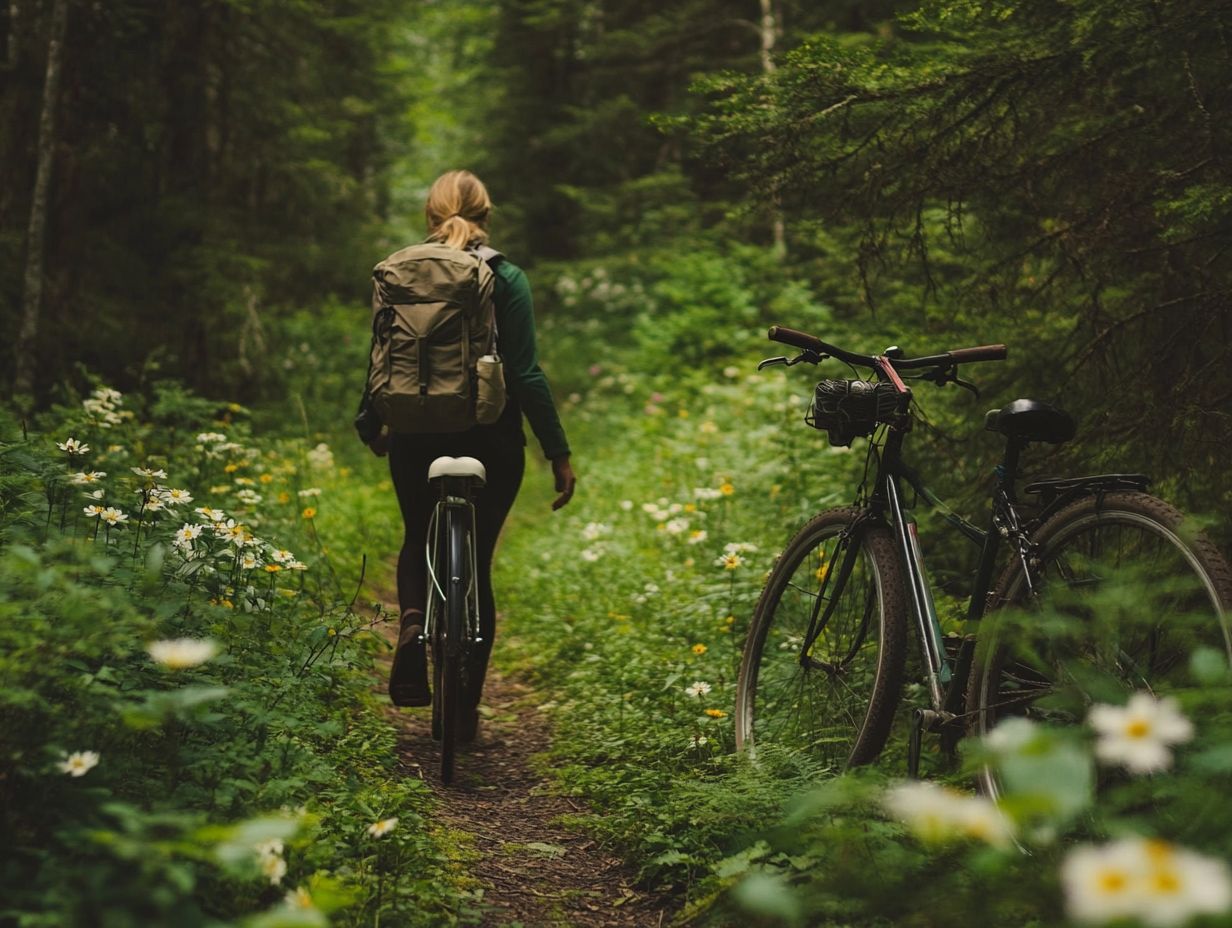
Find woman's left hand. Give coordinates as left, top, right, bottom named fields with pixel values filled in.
left=551, top=455, right=576, bottom=510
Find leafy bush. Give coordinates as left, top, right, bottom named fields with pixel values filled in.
left=0, top=385, right=461, bottom=926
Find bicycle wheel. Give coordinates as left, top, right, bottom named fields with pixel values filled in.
left=736, top=507, right=910, bottom=770
left=436, top=504, right=471, bottom=786
left=967, top=491, right=1232, bottom=791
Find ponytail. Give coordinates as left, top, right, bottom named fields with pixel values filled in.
left=425, top=171, right=492, bottom=249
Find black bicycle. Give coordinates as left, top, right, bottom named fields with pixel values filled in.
left=735, top=326, right=1232, bottom=790
left=424, top=455, right=486, bottom=785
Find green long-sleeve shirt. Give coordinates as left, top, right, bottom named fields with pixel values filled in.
left=490, top=259, right=571, bottom=460
left=354, top=253, right=570, bottom=460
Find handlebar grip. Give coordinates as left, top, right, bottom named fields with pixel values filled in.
left=948, top=344, right=1008, bottom=364
left=768, top=325, right=825, bottom=353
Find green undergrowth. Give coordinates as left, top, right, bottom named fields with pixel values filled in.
left=492, top=245, right=1232, bottom=926
left=0, top=380, right=468, bottom=927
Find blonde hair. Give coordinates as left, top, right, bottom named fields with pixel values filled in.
left=425, top=170, right=492, bottom=249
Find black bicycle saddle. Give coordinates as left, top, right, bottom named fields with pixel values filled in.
left=983, top=399, right=1077, bottom=444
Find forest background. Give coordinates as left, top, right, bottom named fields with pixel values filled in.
left=3, top=0, right=1232, bottom=925
left=5, top=0, right=1231, bottom=522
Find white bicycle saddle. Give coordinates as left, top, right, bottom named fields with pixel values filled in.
left=427, top=456, right=487, bottom=484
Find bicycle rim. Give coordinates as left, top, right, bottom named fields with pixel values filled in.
left=971, top=493, right=1232, bottom=791
left=736, top=509, right=908, bottom=771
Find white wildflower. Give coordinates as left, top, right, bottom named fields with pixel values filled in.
left=297, top=487, right=323, bottom=498
left=663, top=518, right=689, bottom=535
left=688, top=530, right=708, bottom=545
left=716, top=553, right=744, bottom=570
left=130, top=466, right=168, bottom=480
left=367, top=817, right=398, bottom=838
left=158, top=488, right=193, bottom=506
left=1089, top=692, right=1194, bottom=774
left=173, top=524, right=203, bottom=550
left=685, top=681, right=712, bottom=698
left=147, top=638, right=219, bottom=669
left=284, top=887, right=315, bottom=910
left=70, top=471, right=106, bottom=485
left=581, top=521, right=610, bottom=541
left=261, top=853, right=287, bottom=886
left=723, top=542, right=759, bottom=555
left=84, top=505, right=106, bottom=517
left=195, top=432, right=227, bottom=444
left=581, top=546, right=603, bottom=562
left=99, top=507, right=128, bottom=525
left=195, top=507, right=227, bottom=522
left=58, top=750, right=100, bottom=777
left=883, top=781, right=1014, bottom=848
left=306, top=443, right=334, bottom=470
left=57, top=438, right=89, bottom=455
left=1062, top=837, right=1232, bottom=927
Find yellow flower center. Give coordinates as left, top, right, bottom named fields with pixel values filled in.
left=1150, top=870, right=1183, bottom=895
left=1125, top=719, right=1152, bottom=739
left=1097, top=869, right=1128, bottom=895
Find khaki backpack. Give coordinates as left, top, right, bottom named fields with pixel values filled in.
left=366, top=242, right=506, bottom=433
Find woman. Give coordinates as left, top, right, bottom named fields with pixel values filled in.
left=355, top=170, right=575, bottom=737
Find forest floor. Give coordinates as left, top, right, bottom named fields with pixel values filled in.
left=376, top=614, right=675, bottom=928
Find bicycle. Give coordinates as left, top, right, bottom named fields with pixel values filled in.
left=423, top=455, right=486, bottom=785
left=735, top=325, right=1232, bottom=791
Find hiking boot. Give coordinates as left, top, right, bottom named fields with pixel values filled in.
left=389, top=619, right=430, bottom=707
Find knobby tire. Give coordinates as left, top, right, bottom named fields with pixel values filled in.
left=437, top=506, right=471, bottom=786
left=736, top=507, right=909, bottom=771
left=967, top=491, right=1232, bottom=795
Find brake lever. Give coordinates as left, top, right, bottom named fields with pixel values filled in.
left=915, top=364, right=980, bottom=397
left=758, top=350, right=824, bottom=371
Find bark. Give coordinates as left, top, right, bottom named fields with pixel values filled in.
left=14, top=0, right=68, bottom=397
left=6, top=0, right=18, bottom=69
left=759, top=0, right=786, bottom=255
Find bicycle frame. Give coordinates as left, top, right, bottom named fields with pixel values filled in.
left=816, top=356, right=1034, bottom=728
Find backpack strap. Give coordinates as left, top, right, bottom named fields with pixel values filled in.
left=469, top=245, right=504, bottom=355
left=470, top=244, right=504, bottom=267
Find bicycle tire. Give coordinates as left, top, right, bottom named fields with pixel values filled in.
left=967, top=491, right=1232, bottom=793
left=736, top=507, right=910, bottom=770
left=437, top=504, right=471, bottom=786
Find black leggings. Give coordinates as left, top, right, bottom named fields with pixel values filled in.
left=388, top=432, right=525, bottom=705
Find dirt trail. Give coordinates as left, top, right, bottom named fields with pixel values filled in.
left=378, top=621, right=673, bottom=928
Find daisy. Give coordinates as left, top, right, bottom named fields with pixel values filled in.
left=70, top=471, right=106, bottom=485
left=58, top=750, right=100, bottom=777
left=716, top=553, right=743, bottom=570
left=685, top=681, right=712, bottom=698
left=688, top=530, right=708, bottom=545
left=130, top=466, right=168, bottom=479
left=84, top=505, right=106, bottom=517
left=173, top=524, right=203, bottom=550
left=159, top=488, right=193, bottom=506
left=261, top=854, right=287, bottom=886
left=367, top=817, right=398, bottom=838
left=147, top=638, right=219, bottom=669
left=57, top=438, right=89, bottom=454
left=883, top=781, right=1013, bottom=848
left=99, top=507, right=128, bottom=525
left=1089, top=692, right=1193, bottom=774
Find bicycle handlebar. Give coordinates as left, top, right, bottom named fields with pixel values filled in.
left=767, top=325, right=1007, bottom=370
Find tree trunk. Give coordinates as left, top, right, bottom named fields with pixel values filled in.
left=759, top=0, right=786, bottom=255
left=6, top=0, right=19, bottom=69
left=13, top=0, right=68, bottom=398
